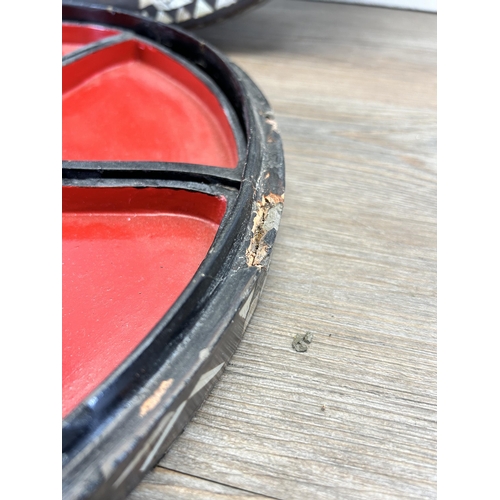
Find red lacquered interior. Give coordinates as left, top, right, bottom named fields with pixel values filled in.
left=62, top=36, right=239, bottom=167
left=62, top=23, right=120, bottom=56
left=62, top=187, right=226, bottom=417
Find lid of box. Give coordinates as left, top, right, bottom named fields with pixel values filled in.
left=63, top=0, right=267, bottom=28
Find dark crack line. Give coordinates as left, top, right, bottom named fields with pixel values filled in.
left=154, top=464, right=281, bottom=499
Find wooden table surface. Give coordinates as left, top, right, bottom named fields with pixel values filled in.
left=131, top=1, right=436, bottom=498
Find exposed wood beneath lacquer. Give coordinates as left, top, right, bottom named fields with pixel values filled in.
left=131, top=1, right=436, bottom=498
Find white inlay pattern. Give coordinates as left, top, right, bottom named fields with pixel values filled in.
left=139, top=401, right=187, bottom=472
left=189, top=362, right=224, bottom=398
left=176, top=6, right=192, bottom=22
left=194, top=0, right=214, bottom=18
left=239, top=290, right=254, bottom=320
left=215, top=0, right=237, bottom=9
left=155, top=10, right=174, bottom=23
left=153, top=0, right=192, bottom=9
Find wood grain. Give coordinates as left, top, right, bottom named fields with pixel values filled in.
left=130, top=468, right=272, bottom=499
left=131, top=1, right=436, bottom=498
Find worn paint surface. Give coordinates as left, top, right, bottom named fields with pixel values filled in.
left=140, top=379, right=174, bottom=417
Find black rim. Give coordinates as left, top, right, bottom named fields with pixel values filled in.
left=62, top=5, right=285, bottom=500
